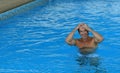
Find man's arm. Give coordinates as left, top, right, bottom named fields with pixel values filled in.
left=65, top=25, right=80, bottom=45
left=89, top=28, right=103, bottom=43
left=83, top=24, right=104, bottom=43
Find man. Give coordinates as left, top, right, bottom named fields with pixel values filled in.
left=66, top=23, right=103, bottom=55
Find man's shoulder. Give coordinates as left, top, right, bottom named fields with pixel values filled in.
left=90, top=37, right=99, bottom=44
left=74, top=38, right=83, bottom=43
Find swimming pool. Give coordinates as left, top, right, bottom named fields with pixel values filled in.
left=0, top=0, right=120, bottom=73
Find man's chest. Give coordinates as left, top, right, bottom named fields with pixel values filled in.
left=76, top=38, right=96, bottom=48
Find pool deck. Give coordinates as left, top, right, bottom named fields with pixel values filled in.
left=0, top=0, right=34, bottom=14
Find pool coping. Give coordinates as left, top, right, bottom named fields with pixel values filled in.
left=0, top=0, right=34, bottom=14
left=0, top=0, right=49, bottom=20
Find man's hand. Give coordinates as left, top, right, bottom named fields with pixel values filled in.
left=76, top=24, right=81, bottom=30
left=82, top=24, right=91, bottom=31
left=77, top=23, right=86, bottom=31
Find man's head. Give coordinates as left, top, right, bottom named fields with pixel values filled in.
left=78, top=25, right=89, bottom=39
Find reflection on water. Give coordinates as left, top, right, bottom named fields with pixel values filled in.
left=76, top=56, right=99, bottom=67
left=76, top=56, right=107, bottom=73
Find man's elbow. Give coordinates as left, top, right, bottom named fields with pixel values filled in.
left=99, top=37, right=104, bottom=42
left=65, top=40, right=70, bottom=45
left=65, top=40, right=73, bottom=45
left=101, top=37, right=104, bottom=41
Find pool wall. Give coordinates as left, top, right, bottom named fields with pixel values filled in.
left=0, top=0, right=34, bottom=14
left=0, top=0, right=49, bottom=20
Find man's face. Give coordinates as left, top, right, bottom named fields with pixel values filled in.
left=79, top=27, right=88, bottom=39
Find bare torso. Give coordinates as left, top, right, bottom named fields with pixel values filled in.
left=75, top=37, right=97, bottom=55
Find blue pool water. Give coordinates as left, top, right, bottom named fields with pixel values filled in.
left=0, top=0, right=120, bottom=73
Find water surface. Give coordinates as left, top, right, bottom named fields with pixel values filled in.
left=0, top=0, right=120, bottom=73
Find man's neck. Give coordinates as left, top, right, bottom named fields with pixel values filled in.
left=82, top=36, right=89, bottom=41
